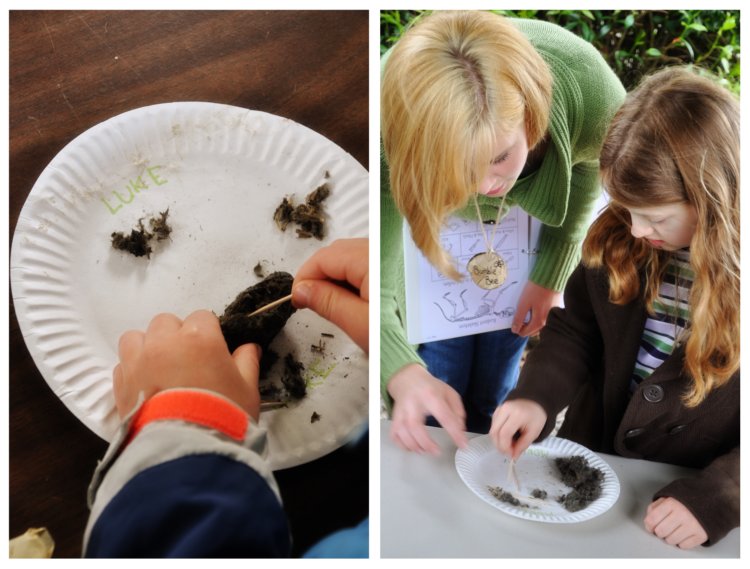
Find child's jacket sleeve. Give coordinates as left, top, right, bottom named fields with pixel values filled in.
left=83, top=389, right=290, bottom=558
left=654, top=446, right=740, bottom=546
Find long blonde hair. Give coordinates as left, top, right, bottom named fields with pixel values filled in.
left=382, top=10, right=552, bottom=279
left=583, top=67, right=740, bottom=406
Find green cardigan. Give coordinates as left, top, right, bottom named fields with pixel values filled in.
left=381, top=18, right=626, bottom=405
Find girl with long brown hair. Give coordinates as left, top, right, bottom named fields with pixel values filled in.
left=490, top=66, right=739, bottom=548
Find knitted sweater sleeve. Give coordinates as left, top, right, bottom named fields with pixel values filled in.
left=528, top=159, right=602, bottom=292
left=512, top=18, right=627, bottom=292
left=379, top=150, right=427, bottom=409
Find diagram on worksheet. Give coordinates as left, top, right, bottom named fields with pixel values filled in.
left=403, top=206, right=540, bottom=344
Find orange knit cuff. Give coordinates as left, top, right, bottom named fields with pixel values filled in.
left=127, top=390, right=249, bottom=445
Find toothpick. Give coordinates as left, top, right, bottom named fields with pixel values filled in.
left=508, top=458, right=522, bottom=492
left=246, top=294, right=293, bottom=318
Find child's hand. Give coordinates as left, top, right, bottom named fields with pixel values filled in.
left=292, top=238, right=369, bottom=353
left=489, top=399, right=547, bottom=460
left=644, top=497, right=708, bottom=549
left=113, top=310, right=261, bottom=421
left=511, top=281, right=562, bottom=337
left=388, top=363, right=468, bottom=455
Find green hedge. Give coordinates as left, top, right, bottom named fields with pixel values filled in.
left=380, top=10, right=740, bottom=93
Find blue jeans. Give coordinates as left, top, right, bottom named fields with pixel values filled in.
left=418, top=329, right=528, bottom=434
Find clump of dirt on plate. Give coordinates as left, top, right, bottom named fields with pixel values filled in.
left=111, top=209, right=172, bottom=258
left=273, top=198, right=294, bottom=231
left=531, top=488, right=548, bottom=500
left=148, top=209, right=172, bottom=241
left=256, top=352, right=307, bottom=403
left=273, top=183, right=331, bottom=240
left=219, top=272, right=309, bottom=403
left=219, top=271, right=296, bottom=353
left=281, top=353, right=307, bottom=400
left=111, top=220, right=152, bottom=257
left=554, top=455, right=604, bottom=512
left=487, top=486, right=533, bottom=509
left=253, top=261, right=266, bottom=278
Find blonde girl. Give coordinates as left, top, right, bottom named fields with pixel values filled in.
left=491, top=67, right=739, bottom=548
left=381, top=10, right=625, bottom=452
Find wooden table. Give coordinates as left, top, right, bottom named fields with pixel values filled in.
left=380, top=420, right=739, bottom=558
left=9, top=10, right=368, bottom=558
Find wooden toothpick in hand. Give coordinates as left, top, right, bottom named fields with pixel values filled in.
left=246, top=293, right=293, bottom=318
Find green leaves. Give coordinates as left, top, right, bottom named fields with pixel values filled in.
left=379, top=10, right=740, bottom=93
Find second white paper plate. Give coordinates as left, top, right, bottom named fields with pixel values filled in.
left=456, top=435, right=620, bottom=523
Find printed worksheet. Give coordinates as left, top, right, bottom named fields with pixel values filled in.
left=403, top=206, right=539, bottom=344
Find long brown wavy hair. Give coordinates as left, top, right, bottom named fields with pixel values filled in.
left=583, top=67, right=739, bottom=407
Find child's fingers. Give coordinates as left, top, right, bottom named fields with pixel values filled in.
left=491, top=401, right=545, bottom=459
left=409, top=423, right=442, bottom=456
left=645, top=497, right=667, bottom=517
left=232, top=343, right=262, bottom=420
left=511, top=427, right=537, bottom=460
left=118, top=329, right=145, bottom=362
left=676, top=533, right=705, bottom=550
left=651, top=512, right=680, bottom=540
left=182, top=309, right=222, bottom=336
left=492, top=405, right=527, bottom=456
left=232, top=344, right=261, bottom=389
left=644, top=497, right=707, bottom=549
left=145, top=312, right=183, bottom=338
left=390, top=412, right=439, bottom=455
left=645, top=499, right=684, bottom=542
left=511, top=308, right=528, bottom=335
left=428, top=391, right=467, bottom=450
left=663, top=524, right=692, bottom=547
left=644, top=498, right=670, bottom=532
left=292, top=279, right=368, bottom=351
left=498, top=415, right=523, bottom=456
left=515, top=321, right=534, bottom=337
left=295, top=238, right=368, bottom=294
left=516, top=309, right=546, bottom=337
left=490, top=408, right=512, bottom=454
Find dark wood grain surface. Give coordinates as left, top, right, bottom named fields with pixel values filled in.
left=9, top=10, right=368, bottom=558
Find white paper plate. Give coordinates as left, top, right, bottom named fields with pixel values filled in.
left=455, top=435, right=620, bottom=523
left=10, top=102, right=369, bottom=470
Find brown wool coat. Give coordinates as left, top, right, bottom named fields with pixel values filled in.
left=508, top=263, right=740, bottom=545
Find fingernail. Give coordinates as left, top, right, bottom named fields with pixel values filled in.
left=292, top=282, right=311, bottom=308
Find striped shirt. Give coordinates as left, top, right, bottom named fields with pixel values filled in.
left=629, top=249, right=693, bottom=394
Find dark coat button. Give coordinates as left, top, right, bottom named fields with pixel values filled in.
left=625, top=428, right=646, bottom=438
left=643, top=384, right=665, bottom=403
left=668, top=424, right=688, bottom=435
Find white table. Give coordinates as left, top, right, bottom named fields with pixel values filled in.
left=380, top=419, right=739, bottom=558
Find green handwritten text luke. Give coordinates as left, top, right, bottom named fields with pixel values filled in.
left=100, top=166, right=168, bottom=214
